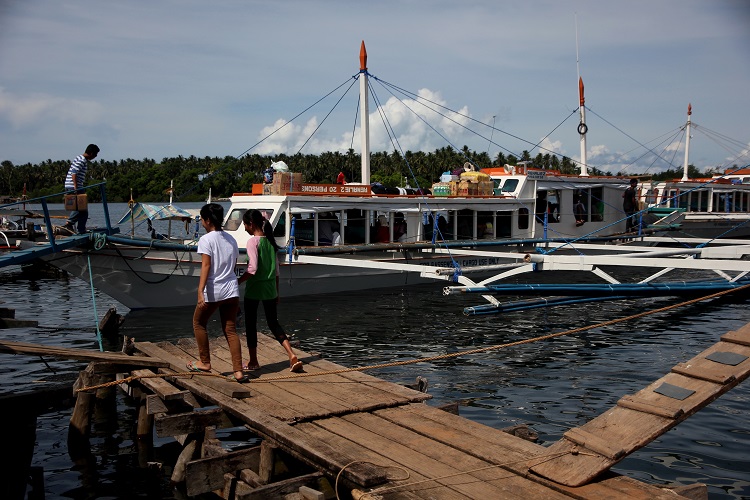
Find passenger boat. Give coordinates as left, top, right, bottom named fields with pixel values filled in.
left=639, top=105, right=750, bottom=239
left=32, top=43, right=748, bottom=309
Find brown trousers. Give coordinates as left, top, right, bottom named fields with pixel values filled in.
left=192, top=297, right=242, bottom=373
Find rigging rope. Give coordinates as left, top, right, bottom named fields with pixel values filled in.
left=75, top=282, right=750, bottom=393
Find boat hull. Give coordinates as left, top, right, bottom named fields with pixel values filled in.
left=45, top=246, right=488, bottom=309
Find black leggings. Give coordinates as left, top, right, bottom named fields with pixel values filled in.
left=244, top=297, right=289, bottom=348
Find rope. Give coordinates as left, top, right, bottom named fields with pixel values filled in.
left=86, top=253, right=103, bottom=352
left=74, top=283, right=749, bottom=393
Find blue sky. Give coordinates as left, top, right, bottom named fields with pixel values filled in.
left=1, top=0, right=749, bottom=176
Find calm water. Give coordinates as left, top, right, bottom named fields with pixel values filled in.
left=1, top=203, right=749, bottom=499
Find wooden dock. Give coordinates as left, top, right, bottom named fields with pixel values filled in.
left=47, top=327, right=743, bottom=500
left=6, top=319, right=747, bottom=498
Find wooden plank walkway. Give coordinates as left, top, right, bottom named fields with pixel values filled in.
left=530, top=322, right=750, bottom=487
left=107, top=331, right=709, bottom=499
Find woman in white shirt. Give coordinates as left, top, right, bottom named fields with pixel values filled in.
left=187, top=203, right=246, bottom=382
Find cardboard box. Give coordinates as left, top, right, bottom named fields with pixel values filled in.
left=458, top=181, right=478, bottom=196
left=271, top=172, right=303, bottom=194
left=64, top=194, right=88, bottom=210
left=477, top=180, right=493, bottom=196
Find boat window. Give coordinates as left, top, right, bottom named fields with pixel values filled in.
left=547, top=189, right=561, bottom=223
left=573, top=189, right=589, bottom=224
left=518, top=207, right=529, bottom=230
left=224, top=209, right=247, bottom=231
left=667, top=190, right=680, bottom=209
left=591, top=187, right=604, bottom=221
left=495, top=179, right=518, bottom=194
left=274, top=211, right=286, bottom=237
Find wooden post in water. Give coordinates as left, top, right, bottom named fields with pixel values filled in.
left=68, top=366, right=96, bottom=460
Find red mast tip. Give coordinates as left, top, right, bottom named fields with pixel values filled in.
left=687, top=103, right=692, bottom=116
left=359, top=41, right=367, bottom=71
left=578, top=77, right=585, bottom=106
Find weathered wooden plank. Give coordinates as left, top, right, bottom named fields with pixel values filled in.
left=296, top=421, right=465, bottom=500
left=721, top=326, right=750, bottom=346
left=175, top=339, right=316, bottom=422
left=154, top=408, right=238, bottom=438
left=255, top=332, right=431, bottom=403
left=530, top=335, right=750, bottom=487
left=185, top=446, right=261, bottom=496
left=670, top=341, right=750, bottom=384
left=616, top=395, right=683, bottom=419
left=375, top=405, right=680, bottom=499
left=235, top=472, right=325, bottom=500
left=318, top=413, right=560, bottom=500
left=135, top=341, right=252, bottom=399
left=213, top=339, right=424, bottom=421
left=151, top=365, right=387, bottom=488
left=563, top=428, right=626, bottom=461
left=131, top=368, right=199, bottom=404
left=0, top=339, right=167, bottom=366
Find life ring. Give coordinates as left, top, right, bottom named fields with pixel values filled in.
left=577, top=122, right=588, bottom=135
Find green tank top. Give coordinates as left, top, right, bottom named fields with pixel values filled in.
left=244, top=237, right=278, bottom=300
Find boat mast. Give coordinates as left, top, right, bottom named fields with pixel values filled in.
left=682, top=103, right=692, bottom=181
left=575, top=17, right=589, bottom=177
left=578, top=77, right=588, bottom=177
left=359, top=41, right=371, bottom=185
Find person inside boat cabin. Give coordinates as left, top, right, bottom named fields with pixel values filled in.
left=547, top=190, right=560, bottom=222
left=317, top=212, right=340, bottom=245
left=375, top=214, right=390, bottom=242
left=394, top=212, right=407, bottom=242
left=574, top=196, right=586, bottom=227
left=623, top=178, right=638, bottom=231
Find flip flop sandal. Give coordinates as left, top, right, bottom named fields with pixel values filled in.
left=290, top=360, right=303, bottom=373
left=186, top=361, right=210, bottom=373
left=227, top=373, right=250, bottom=383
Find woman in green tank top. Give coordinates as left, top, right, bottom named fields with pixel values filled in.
left=238, top=210, right=303, bottom=373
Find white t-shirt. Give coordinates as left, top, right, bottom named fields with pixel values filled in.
left=197, top=230, right=239, bottom=302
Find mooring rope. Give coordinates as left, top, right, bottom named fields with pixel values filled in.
left=75, top=282, right=750, bottom=393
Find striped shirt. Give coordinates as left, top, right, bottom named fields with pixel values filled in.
left=64, top=154, right=88, bottom=190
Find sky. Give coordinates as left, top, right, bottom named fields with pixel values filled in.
left=1, top=0, right=749, bottom=176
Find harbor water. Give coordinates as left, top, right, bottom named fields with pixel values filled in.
left=1, top=203, right=749, bottom=499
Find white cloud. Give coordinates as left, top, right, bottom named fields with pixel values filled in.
left=0, top=87, right=104, bottom=129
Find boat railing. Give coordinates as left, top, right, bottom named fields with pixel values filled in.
left=0, top=182, right=114, bottom=252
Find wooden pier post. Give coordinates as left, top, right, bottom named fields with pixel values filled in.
left=258, top=441, right=279, bottom=485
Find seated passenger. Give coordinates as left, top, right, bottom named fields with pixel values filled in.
left=394, top=213, right=407, bottom=242
left=375, top=215, right=390, bottom=242
left=318, top=212, right=340, bottom=245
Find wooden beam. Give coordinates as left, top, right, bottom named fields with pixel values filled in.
left=235, top=472, right=325, bottom=500
left=0, top=339, right=167, bottom=367
left=154, top=408, right=238, bottom=438
left=185, top=447, right=261, bottom=496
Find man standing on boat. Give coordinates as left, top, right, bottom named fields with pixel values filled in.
left=63, top=144, right=99, bottom=233
left=623, top=178, right=638, bottom=232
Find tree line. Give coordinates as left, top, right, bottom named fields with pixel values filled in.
left=1, top=146, right=705, bottom=203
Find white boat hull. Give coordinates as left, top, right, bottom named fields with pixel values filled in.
left=46, top=246, right=502, bottom=309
